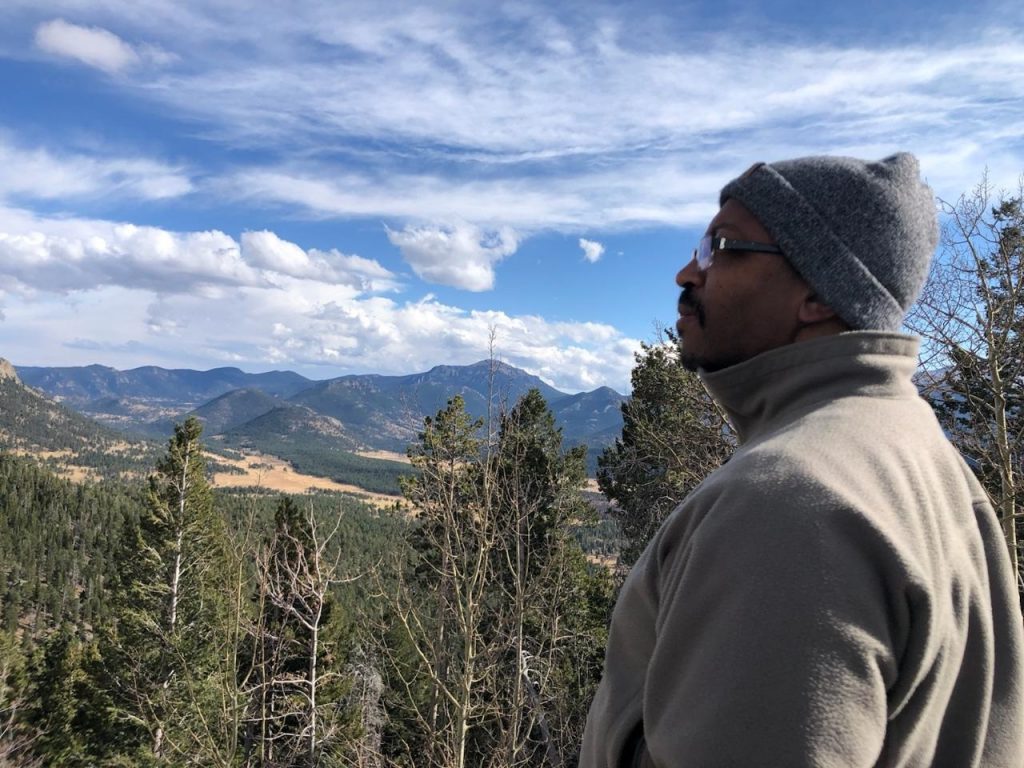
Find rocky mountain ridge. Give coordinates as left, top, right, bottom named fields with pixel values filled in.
left=14, top=359, right=628, bottom=468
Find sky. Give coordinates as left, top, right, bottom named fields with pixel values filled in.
left=1, top=0, right=1023, bottom=394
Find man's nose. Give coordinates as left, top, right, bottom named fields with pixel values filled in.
left=676, top=256, right=704, bottom=288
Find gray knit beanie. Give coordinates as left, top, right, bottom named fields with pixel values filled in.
left=719, top=152, right=939, bottom=331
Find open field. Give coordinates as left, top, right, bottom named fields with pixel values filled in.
left=8, top=448, right=98, bottom=483
left=209, top=450, right=404, bottom=507
left=355, top=449, right=411, bottom=464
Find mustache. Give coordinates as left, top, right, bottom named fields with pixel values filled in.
left=678, top=286, right=705, bottom=326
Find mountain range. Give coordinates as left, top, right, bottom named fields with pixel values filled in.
left=14, top=359, right=627, bottom=469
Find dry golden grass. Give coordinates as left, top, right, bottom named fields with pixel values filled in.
left=209, top=450, right=403, bottom=508
left=31, top=449, right=76, bottom=459
left=586, top=553, right=617, bottom=569
left=354, top=449, right=411, bottom=464
left=6, top=448, right=96, bottom=482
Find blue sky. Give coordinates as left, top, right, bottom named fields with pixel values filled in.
left=0, top=0, right=1022, bottom=393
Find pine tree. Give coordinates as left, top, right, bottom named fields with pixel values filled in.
left=0, top=629, right=39, bottom=766
left=378, top=390, right=613, bottom=768
left=597, top=330, right=732, bottom=569
left=381, top=395, right=491, bottom=768
left=102, top=416, right=234, bottom=764
left=482, top=389, right=613, bottom=768
left=23, top=625, right=121, bottom=766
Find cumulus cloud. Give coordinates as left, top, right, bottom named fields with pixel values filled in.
left=579, top=238, right=604, bottom=263
left=0, top=205, right=637, bottom=390
left=1, top=278, right=640, bottom=392
left=0, top=224, right=260, bottom=295
left=0, top=211, right=394, bottom=298
left=34, top=19, right=141, bottom=74
left=386, top=221, right=519, bottom=291
left=138, top=290, right=641, bottom=393
left=241, top=230, right=398, bottom=290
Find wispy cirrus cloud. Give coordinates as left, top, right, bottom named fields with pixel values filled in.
left=33, top=18, right=173, bottom=73
left=9, top=5, right=1024, bottom=228
left=124, top=9, right=1024, bottom=167
left=0, top=136, right=192, bottom=202
left=147, top=9, right=1024, bottom=233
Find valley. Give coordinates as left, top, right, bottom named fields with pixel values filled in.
left=209, top=448, right=405, bottom=506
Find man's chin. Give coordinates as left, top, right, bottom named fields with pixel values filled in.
left=678, top=348, right=702, bottom=373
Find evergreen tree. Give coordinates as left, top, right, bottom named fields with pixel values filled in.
left=24, top=626, right=120, bottom=766
left=597, top=330, right=732, bottom=569
left=378, top=391, right=613, bottom=768
left=483, top=389, right=613, bottom=768
left=0, top=629, right=38, bottom=766
left=381, top=395, right=490, bottom=768
left=102, top=416, right=234, bottom=765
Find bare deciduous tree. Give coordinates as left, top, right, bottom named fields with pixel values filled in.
left=908, top=174, right=1024, bottom=589
left=244, top=497, right=355, bottom=767
left=375, top=395, right=495, bottom=768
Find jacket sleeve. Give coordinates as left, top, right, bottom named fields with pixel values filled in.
left=642, top=472, right=904, bottom=767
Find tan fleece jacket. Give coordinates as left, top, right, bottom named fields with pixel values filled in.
left=580, top=332, right=1024, bottom=767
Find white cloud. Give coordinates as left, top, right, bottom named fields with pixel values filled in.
left=386, top=221, right=519, bottom=291
left=34, top=19, right=140, bottom=74
left=18, top=7, right=1024, bottom=229
left=0, top=224, right=260, bottom=295
left=0, top=204, right=638, bottom=391
left=0, top=282, right=640, bottom=393
left=0, top=209, right=396, bottom=299
left=123, top=10, right=1024, bottom=170
left=241, top=230, right=398, bottom=290
left=579, top=238, right=604, bottom=263
left=225, top=164, right=720, bottom=231
left=7, top=2, right=1024, bottom=394
left=0, top=136, right=192, bottom=202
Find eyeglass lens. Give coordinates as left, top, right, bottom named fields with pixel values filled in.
left=694, top=235, right=713, bottom=271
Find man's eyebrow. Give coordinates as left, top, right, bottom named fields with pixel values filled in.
left=710, top=221, right=743, bottom=237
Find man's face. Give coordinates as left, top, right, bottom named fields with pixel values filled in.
left=675, top=198, right=812, bottom=372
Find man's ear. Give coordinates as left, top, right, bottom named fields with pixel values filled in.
left=798, top=293, right=838, bottom=324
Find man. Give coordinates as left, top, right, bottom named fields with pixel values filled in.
left=580, top=153, right=1024, bottom=767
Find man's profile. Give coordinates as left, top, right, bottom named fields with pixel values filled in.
left=580, top=153, right=1024, bottom=767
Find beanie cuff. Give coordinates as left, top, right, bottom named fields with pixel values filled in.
left=721, top=164, right=906, bottom=331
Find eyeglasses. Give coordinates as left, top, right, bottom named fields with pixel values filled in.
left=693, top=235, right=784, bottom=271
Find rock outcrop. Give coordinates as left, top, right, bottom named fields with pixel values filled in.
left=0, top=358, right=20, bottom=384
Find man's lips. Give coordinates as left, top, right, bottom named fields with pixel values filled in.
left=677, top=288, right=704, bottom=327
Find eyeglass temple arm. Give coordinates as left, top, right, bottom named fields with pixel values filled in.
left=712, top=237, right=783, bottom=254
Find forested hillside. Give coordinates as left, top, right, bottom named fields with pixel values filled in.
left=0, top=386, right=615, bottom=766
left=0, top=369, right=163, bottom=479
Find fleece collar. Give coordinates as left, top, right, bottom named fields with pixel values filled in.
left=699, top=331, right=921, bottom=445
